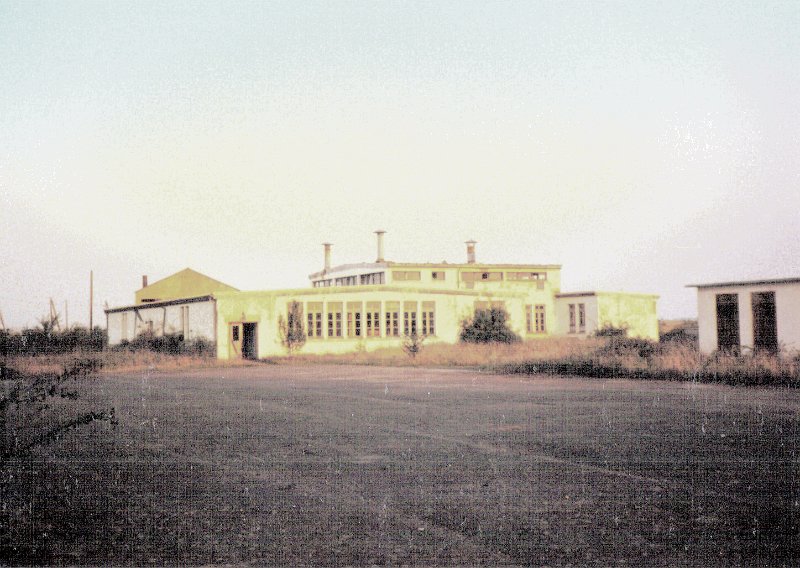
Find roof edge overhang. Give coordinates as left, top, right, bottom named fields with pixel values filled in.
left=309, top=262, right=563, bottom=280
left=687, top=277, right=800, bottom=289
left=105, top=295, right=215, bottom=314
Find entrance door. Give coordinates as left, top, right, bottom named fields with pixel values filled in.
left=716, top=293, right=740, bottom=353
left=752, top=292, right=778, bottom=353
left=242, top=322, right=258, bottom=360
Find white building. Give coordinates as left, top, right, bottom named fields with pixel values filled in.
left=689, top=277, right=800, bottom=354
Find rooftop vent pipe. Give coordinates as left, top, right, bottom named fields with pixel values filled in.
left=465, top=240, right=477, bottom=264
left=323, top=243, right=332, bottom=273
left=375, top=230, right=386, bottom=262
left=142, top=275, right=148, bottom=288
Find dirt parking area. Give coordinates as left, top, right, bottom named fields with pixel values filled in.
left=6, top=364, right=800, bottom=565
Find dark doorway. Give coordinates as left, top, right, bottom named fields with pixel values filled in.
left=752, top=292, right=778, bottom=353
left=242, top=323, right=258, bottom=360
left=716, top=293, right=740, bottom=354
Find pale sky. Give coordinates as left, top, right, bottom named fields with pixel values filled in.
left=1, top=1, right=799, bottom=329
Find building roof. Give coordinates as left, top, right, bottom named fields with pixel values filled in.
left=309, top=261, right=562, bottom=280
left=135, top=268, right=238, bottom=304
left=687, top=277, right=800, bottom=289
left=105, top=295, right=214, bottom=314
left=556, top=291, right=660, bottom=299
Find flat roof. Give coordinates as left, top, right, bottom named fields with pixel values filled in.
left=309, top=261, right=562, bottom=279
left=687, top=277, right=800, bottom=289
left=556, top=291, right=659, bottom=299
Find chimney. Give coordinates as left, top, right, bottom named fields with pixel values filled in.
left=465, top=240, right=477, bottom=264
left=375, top=230, right=386, bottom=262
left=323, top=243, right=332, bottom=273
left=142, top=275, right=148, bottom=288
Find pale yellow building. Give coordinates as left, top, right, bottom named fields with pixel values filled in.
left=106, top=232, right=659, bottom=359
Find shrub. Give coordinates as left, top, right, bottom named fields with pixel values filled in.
left=114, top=331, right=214, bottom=356
left=594, top=324, right=628, bottom=338
left=460, top=308, right=520, bottom=344
left=279, top=301, right=306, bottom=354
left=402, top=332, right=424, bottom=358
left=595, top=336, right=660, bottom=359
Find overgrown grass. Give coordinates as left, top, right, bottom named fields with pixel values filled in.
left=270, top=337, right=800, bottom=387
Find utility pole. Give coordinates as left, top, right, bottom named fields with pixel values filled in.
left=89, top=270, right=94, bottom=331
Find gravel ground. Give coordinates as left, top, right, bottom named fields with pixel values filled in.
left=4, top=364, right=799, bottom=565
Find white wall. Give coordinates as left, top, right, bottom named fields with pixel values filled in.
left=554, top=296, right=598, bottom=336
left=107, top=300, right=216, bottom=346
left=696, top=282, right=800, bottom=353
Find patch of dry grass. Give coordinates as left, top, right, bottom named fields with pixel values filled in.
left=271, top=337, right=800, bottom=387
left=6, top=350, right=252, bottom=376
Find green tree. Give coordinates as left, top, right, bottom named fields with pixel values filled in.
left=279, top=301, right=306, bottom=354
left=460, top=307, right=520, bottom=344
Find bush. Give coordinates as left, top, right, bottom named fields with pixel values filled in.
left=594, top=325, right=628, bottom=338
left=460, top=308, right=520, bottom=344
left=115, top=331, right=214, bottom=356
left=279, top=301, right=306, bottom=354
left=595, top=336, right=660, bottom=359
left=0, top=326, right=106, bottom=357
left=402, top=332, right=424, bottom=358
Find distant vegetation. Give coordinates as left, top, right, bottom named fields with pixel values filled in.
left=115, top=331, right=215, bottom=357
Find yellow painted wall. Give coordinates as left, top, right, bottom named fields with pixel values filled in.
left=596, top=292, right=659, bottom=340
left=214, top=286, right=536, bottom=359
left=135, top=268, right=238, bottom=305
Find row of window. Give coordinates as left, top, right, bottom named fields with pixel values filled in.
left=313, top=270, right=549, bottom=288
left=119, top=308, right=190, bottom=341
left=568, top=303, right=586, bottom=333
left=301, top=301, right=436, bottom=339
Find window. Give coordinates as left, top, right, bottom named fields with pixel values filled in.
left=403, top=301, right=418, bottom=336
left=360, top=272, right=385, bottom=285
left=421, top=301, right=435, bottom=336
left=507, top=272, right=547, bottom=281
left=365, top=301, right=381, bottom=337
left=141, top=298, right=157, bottom=303
left=347, top=302, right=362, bottom=337
left=490, top=301, right=506, bottom=310
left=313, top=279, right=332, bottom=288
left=392, top=271, right=421, bottom=281
left=232, top=324, right=240, bottom=342
left=526, top=305, right=533, bottom=333
left=432, top=271, right=445, bottom=281
left=462, top=271, right=503, bottom=282
left=569, top=304, right=576, bottom=333
left=181, top=306, right=189, bottom=340
left=474, top=300, right=490, bottom=311
left=385, top=301, right=400, bottom=337
left=306, top=302, right=323, bottom=338
left=578, top=304, right=586, bottom=333
left=334, top=276, right=357, bottom=286
left=535, top=305, right=546, bottom=333
left=327, top=302, right=343, bottom=338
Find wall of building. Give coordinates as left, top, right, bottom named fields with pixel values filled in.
left=213, top=287, right=530, bottom=359
left=554, top=295, right=599, bottom=336
left=596, top=293, right=659, bottom=340
left=696, top=283, right=800, bottom=353
left=107, top=300, right=216, bottom=346
left=554, top=293, right=659, bottom=340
